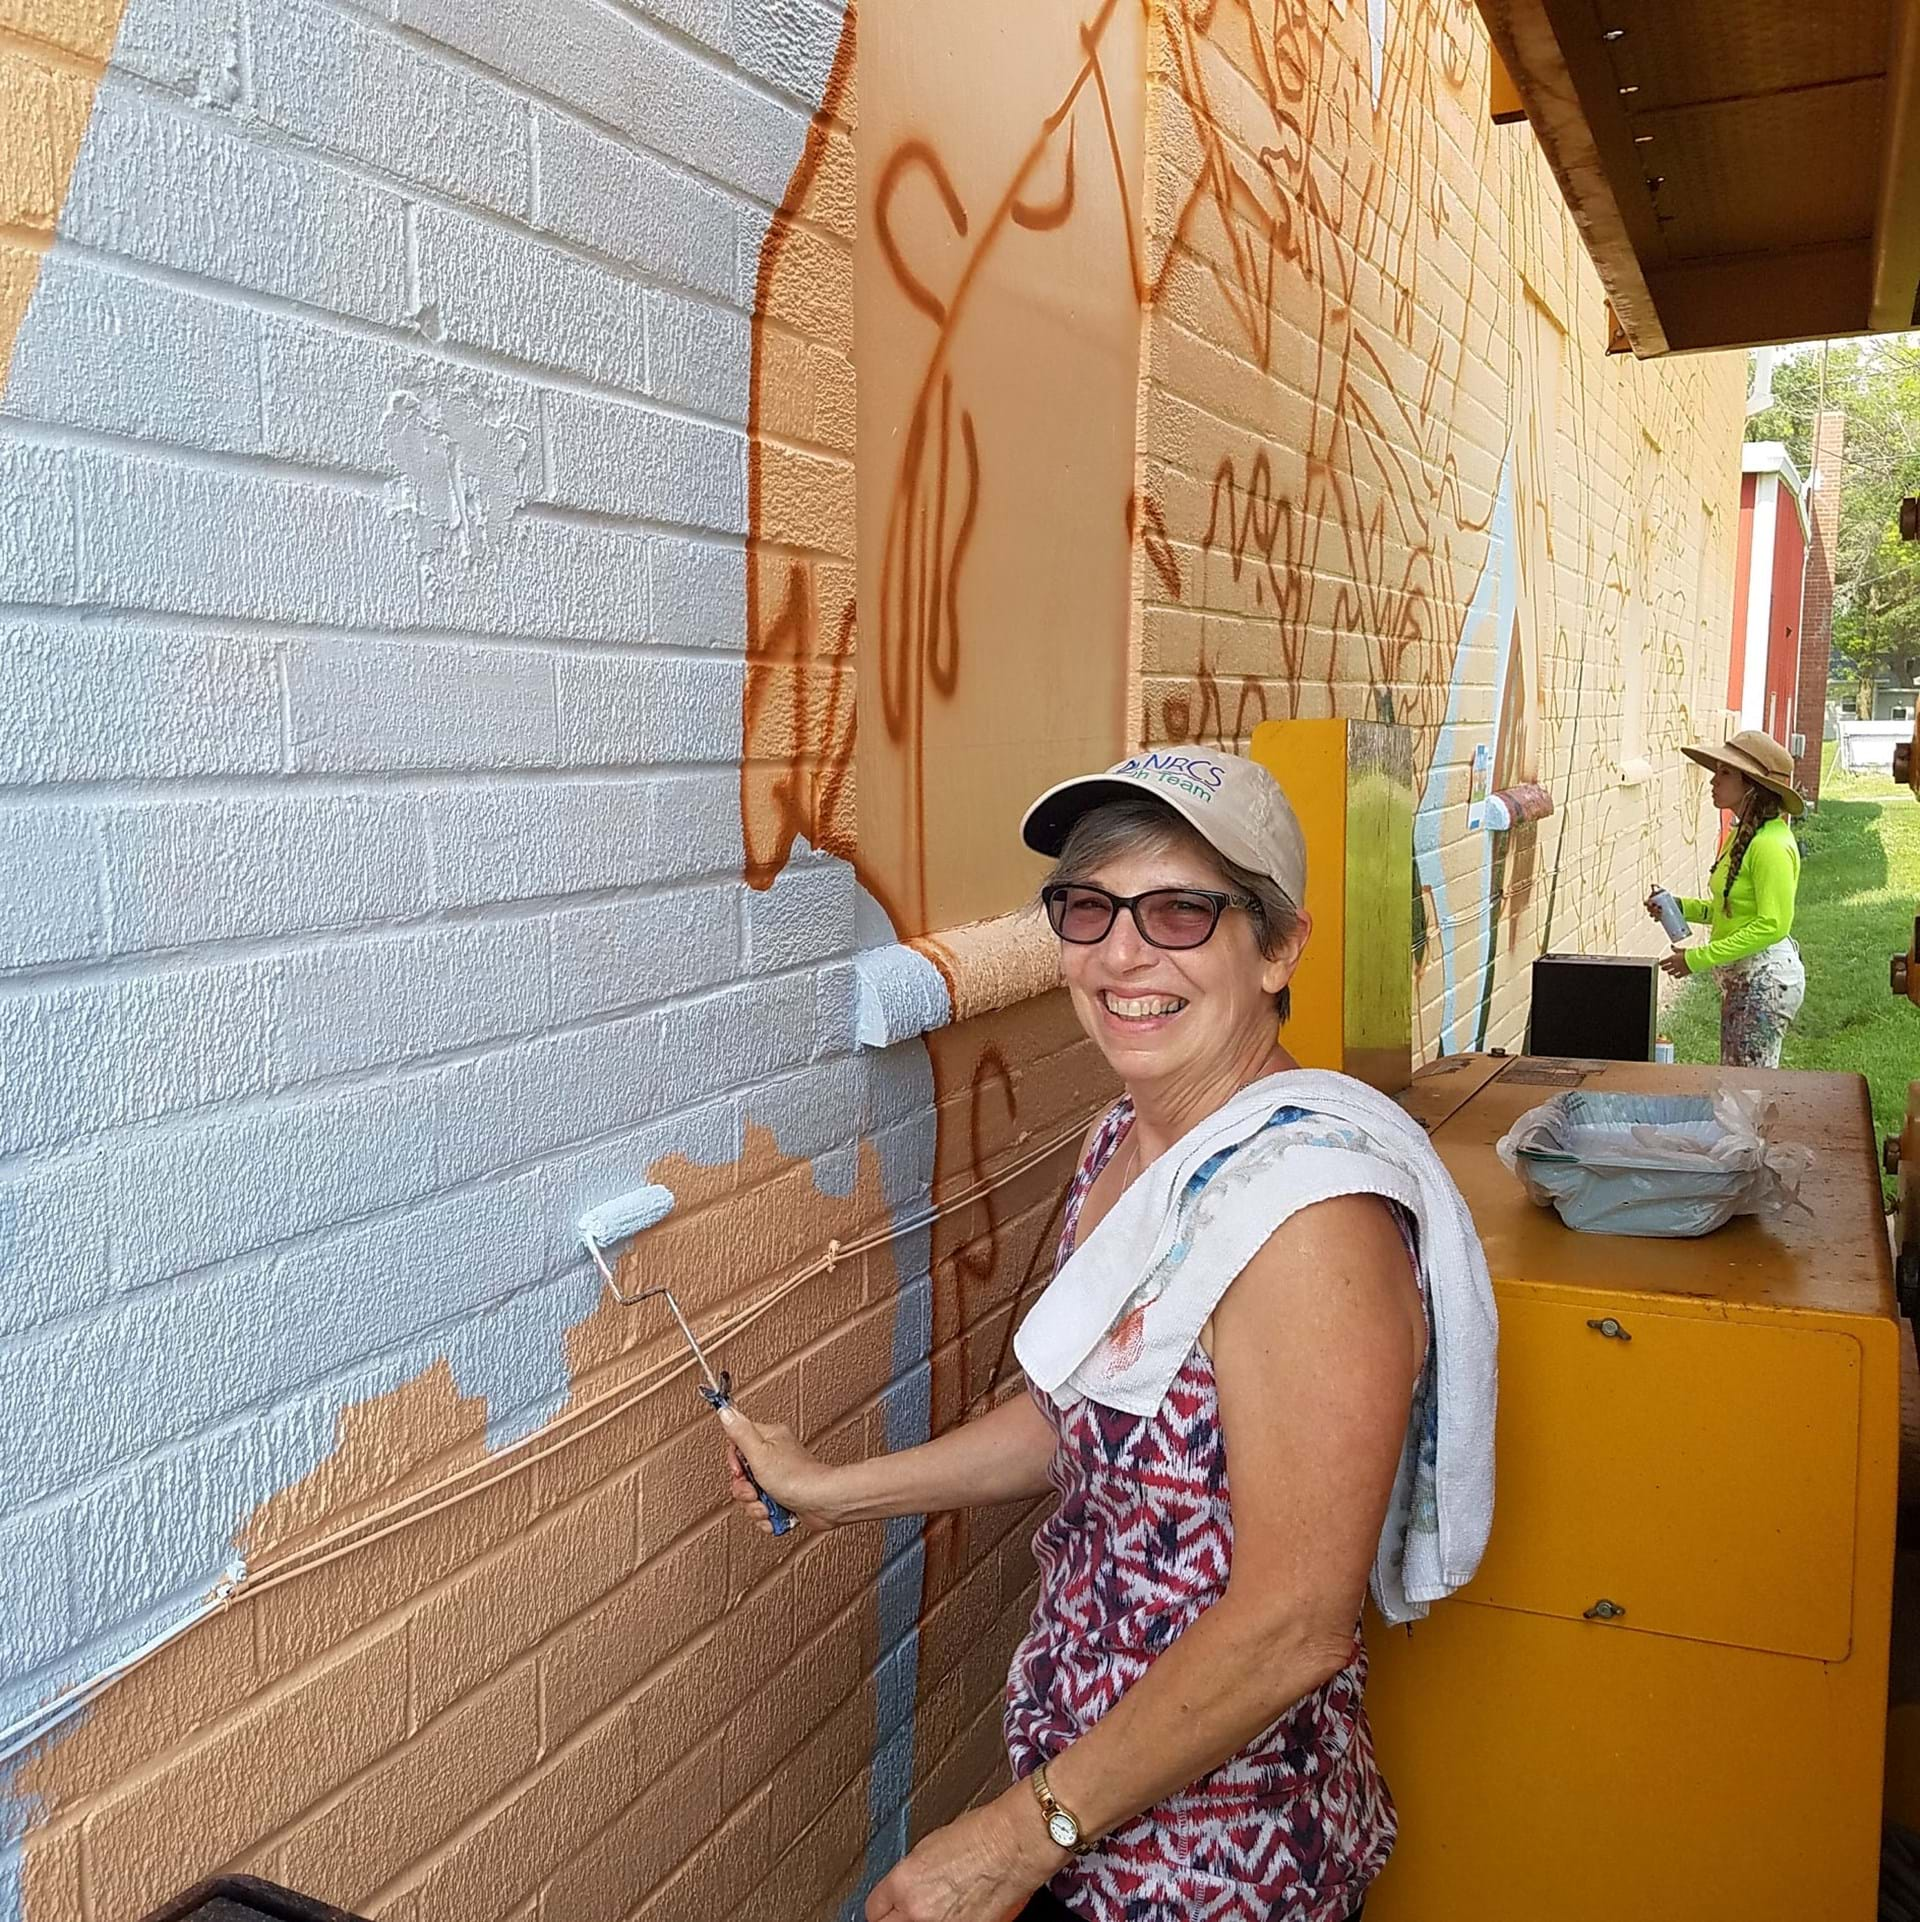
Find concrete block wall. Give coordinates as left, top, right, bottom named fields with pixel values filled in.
left=1131, top=4, right=1747, bottom=1059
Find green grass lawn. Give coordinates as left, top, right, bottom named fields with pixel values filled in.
left=1666, top=745, right=1920, bottom=1204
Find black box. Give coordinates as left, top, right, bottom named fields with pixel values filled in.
left=1526, top=953, right=1659, bottom=1061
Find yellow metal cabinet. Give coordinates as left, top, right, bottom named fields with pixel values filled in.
left=1367, top=1056, right=1900, bottom=1922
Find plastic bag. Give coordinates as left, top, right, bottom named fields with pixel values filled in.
left=1495, top=1088, right=1813, bottom=1237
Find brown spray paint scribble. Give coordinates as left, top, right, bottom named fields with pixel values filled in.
left=741, top=9, right=860, bottom=892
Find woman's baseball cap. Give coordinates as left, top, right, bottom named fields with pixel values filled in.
left=1020, top=749, right=1308, bottom=903
left=1681, top=729, right=1806, bottom=817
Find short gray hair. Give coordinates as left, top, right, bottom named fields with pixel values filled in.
left=1042, top=794, right=1302, bottom=1024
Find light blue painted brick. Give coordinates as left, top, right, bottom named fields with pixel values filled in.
left=276, top=919, right=550, bottom=1081
left=733, top=0, right=846, bottom=107
left=0, top=1258, right=276, bottom=1508
left=0, top=1502, right=72, bottom=1676
left=416, top=205, right=647, bottom=395
left=554, top=654, right=742, bottom=767
left=638, top=0, right=732, bottom=55
left=542, top=390, right=744, bottom=533
left=110, top=1079, right=440, bottom=1281
left=0, top=1152, right=111, bottom=1339
left=504, top=1013, right=672, bottom=1163
left=0, top=807, right=105, bottom=969
left=72, top=452, right=418, bottom=629
left=647, top=535, right=745, bottom=650
left=549, top=883, right=739, bottom=1022
left=286, top=638, right=558, bottom=773
left=109, top=0, right=245, bottom=101
left=643, top=768, right=743, bottom=879
left=1, top=257, right=261, bottom=454
left=398, top=0, right=807, bottom=206
left=271, top=1177, right=546, bottom=1380
left=0, top=623, right=281, bottom=787
left=744, top=1057, right=861, bottom=1165
left=65, top=1423, right=269, bottom=1646
left=645, top=291, right=750, bottom=423
left=62, top=89, right=409, bottom=325
left=414, top=515, right=650, bottom=645
left=654, top=973, right=813, bottom=1095
left=261, top=314, right=542, bottom=477
left=813, top=958, right=857, bottom=1057
left=254, top=0, right=531, bottom=215
left=425, top=779, right=654, bottom=907
left=743, top=857, right=855, bottom=972
left=534, top=110, right=738, bottom=301
left=0, top=961, right=276, bottom=1157
left=0, top=439, right=75, bottom=606
left=104, top=794, right=434, bottom=953
left=445, top=1264, right=598, bottom=1446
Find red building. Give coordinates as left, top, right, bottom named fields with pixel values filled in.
left=1728, top=441, right=1812, bottom=751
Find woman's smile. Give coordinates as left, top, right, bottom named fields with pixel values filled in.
left=1097, top=989, right=1189, bottom=1029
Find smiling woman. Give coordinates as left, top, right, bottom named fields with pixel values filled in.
left=719, top=749, right=1497, bottom=1922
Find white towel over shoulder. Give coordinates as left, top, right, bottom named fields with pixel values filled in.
left=1013, top=1068, right=1498, bottom=1624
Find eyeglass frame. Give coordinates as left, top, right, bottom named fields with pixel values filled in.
left=1040, top=881, right=1259, bottom=951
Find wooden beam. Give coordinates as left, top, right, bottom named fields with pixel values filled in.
left=1474, top=0, right=1670, bottom=355
left=1871, top=0, right=1920, bottom=332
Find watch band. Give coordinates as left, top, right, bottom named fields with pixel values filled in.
left=1032, top=1762, right=1095, bottom=1856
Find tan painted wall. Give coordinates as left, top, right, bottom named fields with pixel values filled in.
left=4, top=3, right=1741, bottom=1920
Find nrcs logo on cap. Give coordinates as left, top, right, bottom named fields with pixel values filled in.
left=1115, top=752, right=1226, bottom=798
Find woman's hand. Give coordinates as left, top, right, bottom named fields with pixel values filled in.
left=865, top=1793, right=1060, bottom=1922
left=1660, top=947, right=1692, bottom=978
left=715, top=1404, right=842, bottom=1533
left=1644, top=890, right=1665, bottom=922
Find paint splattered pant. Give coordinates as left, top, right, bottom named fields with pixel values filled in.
left=1716, top=938, right=1805, bottom=1069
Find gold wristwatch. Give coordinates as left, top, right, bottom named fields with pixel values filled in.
left=1031, top=1762, right=1093, bottom=1856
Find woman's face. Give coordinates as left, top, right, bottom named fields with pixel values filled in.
left=1710, top=765, right=1753, bottom=813
left=1056, top=836, right=1309, bottom=1093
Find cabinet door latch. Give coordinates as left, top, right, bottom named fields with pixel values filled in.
left=1585, top=1316, right=1631, bottom=1341
left=1583, top=1598, right=1627, bottom=1621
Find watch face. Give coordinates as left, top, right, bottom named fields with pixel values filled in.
left=1047, top=1811, right=1079, bottom=1849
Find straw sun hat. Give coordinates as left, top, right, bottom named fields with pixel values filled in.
left=1681, top=729, right=1806, bottom=817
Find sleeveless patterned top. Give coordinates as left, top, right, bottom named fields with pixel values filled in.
left=1004, top=1100, right=1400, bottom=1922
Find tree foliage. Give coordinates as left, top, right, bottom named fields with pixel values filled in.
left=1746, top=337, right=1920, bottom=692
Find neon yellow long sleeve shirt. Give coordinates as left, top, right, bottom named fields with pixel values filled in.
left=1675, top=815, right=1800, bottom=974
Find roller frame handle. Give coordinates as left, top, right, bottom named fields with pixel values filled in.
left=701, top=1383, right=796, bottom=1535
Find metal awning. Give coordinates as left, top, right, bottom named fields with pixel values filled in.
left=1477, top=0, right=1920, bottom=356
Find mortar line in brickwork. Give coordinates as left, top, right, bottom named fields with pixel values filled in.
left=0, top=600, right=750, bottom=658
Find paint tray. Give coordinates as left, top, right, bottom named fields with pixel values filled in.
left=1495, top=1089, right=1809, bottom=1238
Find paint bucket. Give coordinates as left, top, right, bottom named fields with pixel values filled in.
left=1654, top=1036, right=1675, bottom=1065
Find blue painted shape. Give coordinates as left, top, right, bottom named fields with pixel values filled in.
left=1414, top=448, right=1519, bottom=1055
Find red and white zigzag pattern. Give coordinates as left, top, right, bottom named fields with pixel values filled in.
left=1005, top=1104, right=1396, bottom=1922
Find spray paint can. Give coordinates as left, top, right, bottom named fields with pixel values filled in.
left=1651, top=888, right=1689, bottom=942
left=1654, top=1035, right=1676, bottom=1065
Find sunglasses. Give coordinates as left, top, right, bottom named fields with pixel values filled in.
left=1041, top=883, right=1255, bottom=950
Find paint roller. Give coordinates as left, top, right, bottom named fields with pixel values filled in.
left=577, top=1185, right=795, bottom=1536
left=1481, top=781, right=1554, bottom=832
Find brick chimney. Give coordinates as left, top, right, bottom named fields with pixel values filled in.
left=1795, top=408, right=1845, bottom=804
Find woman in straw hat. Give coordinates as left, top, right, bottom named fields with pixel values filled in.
left=1646, top=729, right=1806, bottom=1068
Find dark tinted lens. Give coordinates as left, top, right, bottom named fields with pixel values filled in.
left=1137, top=891, right=1221, bottom=948
left=1047, top=886, right=1117, bottom=942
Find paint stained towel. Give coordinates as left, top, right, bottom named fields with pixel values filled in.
left=1013, top=1069, right=1498, bottom=1624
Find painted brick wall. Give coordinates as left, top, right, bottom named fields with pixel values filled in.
left=1, top=3, right=1747, bottom=1921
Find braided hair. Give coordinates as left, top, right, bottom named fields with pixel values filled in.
left=1722, top=786, right=1786, bottom=911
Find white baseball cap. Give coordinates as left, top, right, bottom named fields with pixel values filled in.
left=1020, top=748, right=1308, bottom=903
